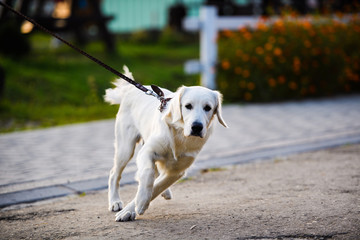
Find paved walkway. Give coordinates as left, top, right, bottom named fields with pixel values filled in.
left=1, top=95, right=360, bottom=207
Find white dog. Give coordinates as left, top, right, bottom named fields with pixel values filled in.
left=104, top=66, right=227, bottom=221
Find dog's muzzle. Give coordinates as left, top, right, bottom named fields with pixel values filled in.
left=190, top=122, right=203, bottom=137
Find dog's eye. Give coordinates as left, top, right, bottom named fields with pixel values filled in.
left=185, top=104, right=193, bottom=110
left=204, top=105, right=212, bottom=112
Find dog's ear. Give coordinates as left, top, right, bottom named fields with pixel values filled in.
left=163, top=86, right=186, bottom=124
left=213, top=91, right=228, bottom=128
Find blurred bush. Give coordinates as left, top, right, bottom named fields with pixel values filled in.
left=127, top=28, right=197, bottom=46
left=159, top=27, right=187, bottom=45
left=217, top=14, right=360, bottom=102
left=0, top=20, right=31, bottom=57
left=129, top=29, right=161, bottom=44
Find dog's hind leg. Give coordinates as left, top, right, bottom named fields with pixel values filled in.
left=161, top=188, right=172, bottom=200
left=108, top=116, right=140, bottom=212
left=154, top=166, right=172, bottom=200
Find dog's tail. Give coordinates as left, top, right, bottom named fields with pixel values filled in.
left=104, top=65, right=133, bottom=105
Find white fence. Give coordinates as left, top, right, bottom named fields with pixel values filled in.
left=183, top=6, right=260, bottom=89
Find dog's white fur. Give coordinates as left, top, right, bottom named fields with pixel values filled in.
left=104, top=66, right=227, bottom=221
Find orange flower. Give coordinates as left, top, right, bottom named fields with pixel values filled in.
left=311, top=48, right=320, bottom=56
left=239, top=27, right=248, bottom=33
left=293, top=57, right=301, bottom=73
left=236, top=49, right=243, bottom=57
left=247, top=82, right=255, bottom=90
left=221, top=60, right=230, bottom=70
left=352, top=74, right=359, bottom=82
left=278, top=37, right=286, bottom=45
left=240, top=27, right=251, bottom=39
left=223, top=30, right=233, bottom=37
left=242, top=54, right=250, bottom=62
left=312, top=60, right=319, bottom=68
left=265, top=43, right=273, bottom=51
left=279, top=57, right=286, bottom=63
left=335, top=11, right=344, bottom=19
left=288, top=81, right=298, bottom=90
left=354, top=25, right=360, bottom=33
left=274, top=19, right=284, bottom=29
left=234, top=67, right=242, bottom=75
left=268, top=78, right=276, bottom=87
left=274, top=48, right=282, bottom=56
left=345, top=67, right=352, bottom=76
left=345, top=57, right=352, bottom=63
left=268, top=36, right=276, bottom=44
left=278, top=76, right=286, bottom=84
left=353, top=62, right=359, bottom=70
left=345, top=68, right=360, bottom=82
left=302, top=21, right=312, bottom=30
left=265, top=56, right=273, bottom=65
left=304, top=40, right=311, bottom=48
left=309, top=29, right=316, bottom=37
left=251, top=56, right=259, bottom=64
left=293, top=57, right=301, bottom=65
left=309, top=85, right=316, bottom=93
left=242, top=69, right=250, bottom=78
left=257, top=22, right=268, bottom=31
left=256, top=46, right=264, bottom=55
left=324, top=47, right=331, bottom=55
left=244, top=32, right=252, bottom=40
left=244, top=92, right=252, bottom=101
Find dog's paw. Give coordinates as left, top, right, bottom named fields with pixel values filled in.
left=115, top=210, right=136, bottom=222
left=161, top=189, right=172, bottom=200
left=135, top=195, right=151, bottom=215
left=109, top=200, right=123, bottom=212
left=115, top=202, right=136, bottom=222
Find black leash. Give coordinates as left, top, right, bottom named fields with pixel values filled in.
left=0, top=1, right=171, bottom=111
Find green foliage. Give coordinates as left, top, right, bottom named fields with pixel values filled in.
left=217, top=14, right=360, bottom=102
left=128, top=28, right=198, bottom=46
left=159, top=27, right=186, bottom=45
left=0, top=34, right=199, bottom=132
left=129, top=29, right=160, bottom=44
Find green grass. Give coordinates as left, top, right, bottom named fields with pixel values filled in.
left=176, top=177, right=193, bottom=184
left=200, top=167, right=226, bottom=173
left=0, top=34, right=200, bottom=132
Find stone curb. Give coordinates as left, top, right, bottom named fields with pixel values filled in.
left=0, top=172, right=135, bottom=208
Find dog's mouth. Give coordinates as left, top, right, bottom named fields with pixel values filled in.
left=189, top=132, right=204, bottom=138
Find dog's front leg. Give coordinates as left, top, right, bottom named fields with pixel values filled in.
left=115, top=171, right=184, bottom=221
left=115, top=147, right=155, bottom=222
left=134, top=147, right=156, bottom=216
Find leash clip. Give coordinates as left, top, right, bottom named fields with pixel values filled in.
left=150, top=85, right=172, bottom=112
left=145, top=89, right=158, bottom=98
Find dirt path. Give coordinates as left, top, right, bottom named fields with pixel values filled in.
left=1, top=144, right=359, bottom=240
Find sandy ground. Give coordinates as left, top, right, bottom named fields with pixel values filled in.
left=0, top=144, right=359, bottom=240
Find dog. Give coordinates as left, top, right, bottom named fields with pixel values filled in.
left=104, top=66, right=227, bottom=221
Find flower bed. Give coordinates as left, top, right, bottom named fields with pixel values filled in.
left=217, top=14, right=360, bottom=102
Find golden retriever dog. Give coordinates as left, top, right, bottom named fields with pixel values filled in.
left=104, top=66, right=227, bottom=221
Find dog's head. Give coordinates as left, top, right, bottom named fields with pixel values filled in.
left=163, top=86, right=228, bottom=138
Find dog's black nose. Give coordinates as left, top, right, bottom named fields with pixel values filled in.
left=191, top=122, right=203, bottom=136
